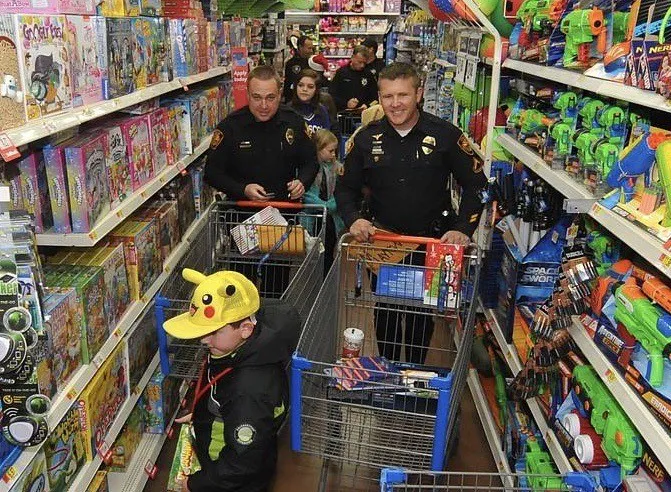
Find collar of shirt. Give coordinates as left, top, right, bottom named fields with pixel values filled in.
left=379, top=110, right=430, bottom=140
left=238, top=106, right=294, bottom=128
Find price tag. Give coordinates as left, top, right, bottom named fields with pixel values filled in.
left=605, top=369, right=615, bottom=383
left=144, top=461, right=158, bottom=479
left=67, top=388, right=78, bottom=400
left=116, top=210, right=123, bottom=218
left=2, top=465, right=17, bottom=483
left=92, top=353, right=105, bottom=369
left=591, top=203, right=602, bottom=216
left=43, top=121, right=58, bottom=133
left=0, top=133, right=20, bottom=162
left=113, top=327, right=122, bottom=338
left=88, top=231, right=98, bottom=241
left=97, top=441, right=112, bottom=464
left=179, top=78, right=190, bottom=91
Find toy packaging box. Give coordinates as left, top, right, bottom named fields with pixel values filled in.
left=42, top=288, right=81, bottom=398
left=65, top=132, right=111, bottom=233
left=161, top=99, right=193, bottom=156
left=106, top=18, right=135, bottom=98
left=146, top=18, right=169, bottom=84
left=109, top=402, right=143, bottom=472
left=423, top=243, right=464, bottom=310
left=15, top=15, right=73, bottom=120
left=140, top=0, right=162, bottom=16
left=136, top=200, right=179, bottom=261
left=167, top=424, right=201, bottom=491
left=141, top=366, right=180, bottom=434
left=125, top=305, right=158, bottom=390
left=0, top=15, right=26, bottom=131
left=43, top=144, right=71, bottom=233
left=11, top=448, right=49, bottom=492
left=77, top=342, right=129, bottom=462
left=87, top=470, right=109, bottom=491
left=93, top=16, right=109, bottom=99
left=173, top=171, right=195, bottom=236
left=66, top=15, right=103, bottom=106
left=148, top=108, right=170, bottom=175
left=17, top=152, right=54, bottom=234
left=120, top=115, right=154, bottom=191
left=1, top=170, right=27, bottom=211
left=0, top=0, right=94, bottom=13
left=164, top=104, right=183, bottom=164
left=44, top=404, right=87, bottom=492
left=98, top=0, right=139, bottom=17
left=85, top=244, right=130, bottom=330
left=131, top=17, right=148, bottom=90
left=109, top=218, right=161, bottom=301
left=103, top=124, right=132, bottom=208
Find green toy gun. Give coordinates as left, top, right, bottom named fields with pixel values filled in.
left=553, top=91, right=579, bottom=123
left=611, top=11, right=630, bottom=45
left=550, top=122, right=573, bottom=155
left=593, top=141, right=620, bottom=179
left=560, top=7, right=607, bottom=65
left=615, top=283, right=671, bottom=387
left=519, top=109, right=555, bottom=140
left=574, top=130, right=602, bottom=166
left=525, top=440, right=564, bottom=490
left=656, top=139, right=671, bottom=227
left=573, top=365, right=643, bottom=475
left=578, top=97, right=605, bottom=130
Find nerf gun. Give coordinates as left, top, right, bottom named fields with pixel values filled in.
left=615, top=282, right=671, bottom=387
left=550, top=122, right=573, bottom=155
left=574, top=130, right=602, bottom=166
left=572, top=365, right=643, bottom=475
left=656, top=139, right=671, bottom=226
left=553, top=91, right=579, bottom=122
left=518, top=109, right=555, bottom=140
left=586, top=230, right=620, bottom=275
left=560, top=7, right=607, bottom=66
left=611, top=11, right=630, bottom=45
left=525, top=440, right=564, bottom=490
left=517, top=0, right=567, bottom=45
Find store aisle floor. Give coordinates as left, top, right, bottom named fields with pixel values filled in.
left=144, top=386, right=497, bottom=491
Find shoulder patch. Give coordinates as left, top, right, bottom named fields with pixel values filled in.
left=210, top=129, right=224, bottom=150
left=457, top=134, right=474, bottom=155
left=235, top=424, right=256, bottom=446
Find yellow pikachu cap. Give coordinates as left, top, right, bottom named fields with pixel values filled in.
left=163, top=268, right=261, bottom=339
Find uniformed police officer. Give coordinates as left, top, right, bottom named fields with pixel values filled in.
left=283, top=35, right=313, bottom=103
left=329, top=45, right=377, bottom=111
left=204, top=65, right=318, bottom=202
left=335, top=62, right=487, bottom=364
left=361, top=37, right=386, bottom=82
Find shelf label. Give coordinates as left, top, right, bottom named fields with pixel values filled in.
left=0, top=133, right=20, bottom=162
left=144, top=461, right=158, bottom=479
left=92, top=353, right=105, bottom=369
left=66, top=388, right=78, bottom=400
left=605, top=369, right=616, bottom=383
left=97, top=441, right=112, bottom=464
left=2, top=465, right=17, bottom=483
left=88, top=231, right=98, bottom=241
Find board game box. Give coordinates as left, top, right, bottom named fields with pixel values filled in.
left=125, top=305, right=158, bottom=390
left=87, top=470, right=109, bottom=491
left=423, top=243, right=464, bottom=310
left=86, top=244, right=130, bottom=329
left=120, top=115, right=154, bottom=191
left=108, top=402, right=143, bottom=472
left=17, top=151, right=54, bottom=234
left=103, top=123, right=132, bottom=208
left=10, top=448, right=49, bottom=492
left=166, top=423, right=200, bottom=491
left=43, top=144, right=71, bottom=233
left=98, top=0, right=139, bottom=18
left=0, top=15, right=26, bottom=131
left=148, top=107, right=170, bottom=175
left=66, top=14, right=102, bottom=106
left=0, top=0, right=94, bottom=14
left=15, top=15, right=72, bottom=120
left=106, top=18, right=134, bottom=98
left=93, top=16, right=109, bottom=99
left=140, top=366, right=180, bottom=434
left=44, top=404, right=87, bottom=492
left=131, top=17, right=148, bottom=90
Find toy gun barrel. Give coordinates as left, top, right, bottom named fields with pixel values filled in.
left=587, top=8, right=607, bottom=52
left=525, top=440, right=564, bottom=489
left=656, top=139, right=671, bottom=227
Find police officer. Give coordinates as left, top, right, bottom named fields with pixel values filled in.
left=361, top=37, right=386, bottom=82
left=205, top=65, right=318, bottom=202
left=283, top=35, right=313, bottom=103
left=335, top=62, right=487, bottom=364
left=329, top=45, right=377, bottom=111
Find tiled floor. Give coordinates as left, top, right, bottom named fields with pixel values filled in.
left=145, top=387, right=497, bottom=492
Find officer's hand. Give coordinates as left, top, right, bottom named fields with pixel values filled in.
left=244, top=184, right=269, bottom=201
left=287, top=180, right=305, bottom=200
left=175, top=413, right=192, bottom=424
left=347, top=98, right=359, bottom=109
left=440, top=230, right=471, bottom=246
left=350, top=219, right=375, bottom=242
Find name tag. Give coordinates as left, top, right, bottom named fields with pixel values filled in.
left=372, top=146, right=384, bottom=156
left=239, top=141, right=251, bottom=149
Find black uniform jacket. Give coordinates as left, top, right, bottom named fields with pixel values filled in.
left=329, top=64, right=377, bottom=111
left=365, top=57, right=386, bottom=81
left=335, top=111, right=487, bottom=238
left=204, top=105, right=319, bottom=200
left=187, top=300, right=301, bottom=492
left=283, top=55, right=309, bottom=102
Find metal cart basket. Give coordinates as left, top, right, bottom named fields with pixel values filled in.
left=155, top=200, right=327, bottom=380
left=338, top=110, right=362, bottom=158
left=290, top=233, right=482, bottom=485
left=379, top=469, right=599, bottom=491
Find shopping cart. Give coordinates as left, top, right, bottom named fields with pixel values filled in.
left=155, top=200, right=327, bottom=380
left=379, top=469, right=599, bottom=491
left=290, top=233, right=482, bottom=489
left=338, top=110, right=362, bottom=157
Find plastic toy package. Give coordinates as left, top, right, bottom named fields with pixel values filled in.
left=44, top=404, right=87, bottom=492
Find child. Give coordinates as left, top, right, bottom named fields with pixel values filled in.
left=305, top=129, right=344, bottom=270
left=166, top=269, right=301, bottom=492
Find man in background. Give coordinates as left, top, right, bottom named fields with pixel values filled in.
left=329, top=45, right=377, bottom=111
left=361, top=37, right=386, bottom=81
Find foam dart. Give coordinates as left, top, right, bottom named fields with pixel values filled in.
left=489, top=0, right=514, bottom=37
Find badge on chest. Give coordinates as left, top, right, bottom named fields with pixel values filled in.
left=239, top=141, right=252, bottom=149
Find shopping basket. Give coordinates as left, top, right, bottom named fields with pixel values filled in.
left=338, top=110, right=362, bottom=157
left=155, top=200, right=327, bottom=380
left=379, top=469, right=599, bottom=491
left=290, top=233, right=482, bottom=484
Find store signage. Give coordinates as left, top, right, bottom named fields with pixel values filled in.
left=232, top=47, right=249, bottom=110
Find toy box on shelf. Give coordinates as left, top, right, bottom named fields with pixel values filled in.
left=10, top=449, right=50, bottom=492
left=125, top=306, right=158, bottom=390
left=87, top=470, right=109, bottom=491
left=44, top=404, right=87, bottom=492
left=131, top=17, right=148, bottom=90
left=136, top=200, right=179, bottom=261
left=161, top=99, right=193, bottom=157
left=77, top=341, right=129, bottom=461
left=106, top=18, right=135, bottom=98
left=98, top=0, right=139, bottom=17
left=140, top=365, right=180, bottom=434
left=119, top=115, right=154, bottom=191
left=148, top=107, right=171, bottom=175
left=66, top=14, right=103, bottom=106
left=17, top=152, right=54, bottom=234
left=0, top=15, right=27, bottom=131
left=0, top=0, right=94, bottom=13
left=101, top=123, right=132, bottom=209
left=15, top=14, right=73, bottom=120
left=108, top=402, right=143, bottom=472
left=43, top=144, right=72, bottom=234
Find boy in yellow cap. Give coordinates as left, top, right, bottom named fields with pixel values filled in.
left=164, top=268, right=301, bottom=492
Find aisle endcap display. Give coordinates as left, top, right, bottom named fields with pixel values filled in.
left=497, top=133, right=671, bottom=280
left=3, top=67, right=231, bottom=153
left=35, top=135, right=213, bottom=247
left=3, top=203, right=212, bottom=490
left=568, top=323, right=671, bottom=474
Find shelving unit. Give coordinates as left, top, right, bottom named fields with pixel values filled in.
left=433, top=58, right=456, bottom=69
left=502, top=59, right=671, bottom=114
left=497, top=133, right=671, bottom=278
left=480, top=304, right=573, bottom=474
left=285, top=10, right=400, bottom=16
left=317, top=31, right=385, bottom=35
left=3, top=66, right=231, bottom=151
left=3, top=204, right=213, bottom=490
left=568, top=322, right=671, bottom=473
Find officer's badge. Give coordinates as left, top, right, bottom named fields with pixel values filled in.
left=292, top=64, right=301, bottom=74
left=286, top=128, right=295, bottom=145
left=422, top=135, right=436, bottom=155
left=235, top=424, right=256, bottom=446
left=362, top=78, right=368, bottom=86
left=372, top=133, right=382, bottom=141
left=374, top=155, right=380, bottom=162
left=458, top=134, right=474, bottom=155
left=210, top=129, right=224, bottom=150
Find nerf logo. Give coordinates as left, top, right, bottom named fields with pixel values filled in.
left=596, top=326, right=623, bottom=351
left=649, top=45, right=671, bottom=54
left=642, top=452, right=665, bottom=481
left=520, top=266, right=559, bottom=284
left=648, top=394, right=671, bottom=422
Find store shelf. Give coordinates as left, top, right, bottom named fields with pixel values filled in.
left=398, top=35, right=420, bottom=41
left=67, top=353, right=161, bottom=491
left=465, top=134, right=486, bottom=161
left=568, top=322, right=671, bottom=473
left=285, top=10, right=399, bottom=16
left=262, top=46, right=285, bottom=53
left=394, top=45, right=414, bottom=51
left=317, top=31, right=384, bottom=35
left=107, top=382, right=189, bottom=492
left=466, top=368, right=513, bottom=480
left=2, top=205, right=211, bottom=490
left=497, top=133, right=671, bottom=278
left=502, top=59, right=671, bottom=114
left=35, top=135, right=212, bottom=247
left=433, top=58, right=456, bottom=69
left=4, top=66, right=231, bottom=151
left=481, top=304, right=573, bottom=474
